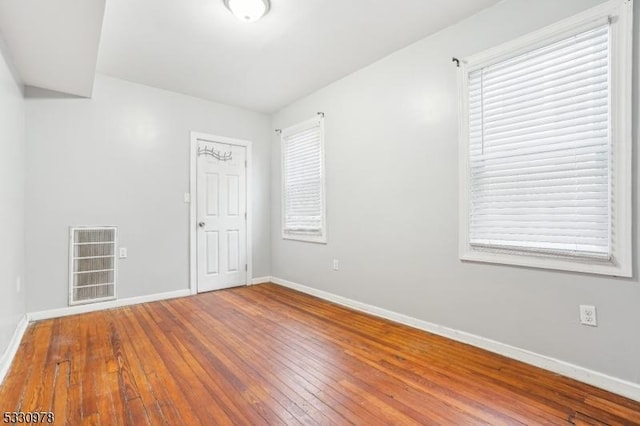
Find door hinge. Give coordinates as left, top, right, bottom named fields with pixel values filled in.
left=244, top=212, right=247, bottom=220
left=244, top=160, right=247, bottom=168
left=245, top=264, right=248, bottom=271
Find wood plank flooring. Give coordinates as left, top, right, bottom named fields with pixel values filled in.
left=1, top=283, right=639, bottom=425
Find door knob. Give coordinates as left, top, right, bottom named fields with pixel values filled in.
left=198, top=222, right=206, bottom=228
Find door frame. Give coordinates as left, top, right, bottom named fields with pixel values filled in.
left=189, top=131, right=253, bottom=295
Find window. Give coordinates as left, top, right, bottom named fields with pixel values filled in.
left=458, top=0, right=632, bottom=276
left=281, top=115, right=326, bottom=243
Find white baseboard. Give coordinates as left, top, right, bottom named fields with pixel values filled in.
left=251, top=276, right=271, bottom=285
left=27, top=289, right=192, bottom=322
left=271, top=276, right=640, bottom=403
left=0, top=315, right=29, bottom=385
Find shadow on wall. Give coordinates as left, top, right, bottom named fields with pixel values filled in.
left=24, top=86, right=85, bottom=99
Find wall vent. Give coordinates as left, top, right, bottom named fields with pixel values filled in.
left=69, top=226, right=117, bottom=306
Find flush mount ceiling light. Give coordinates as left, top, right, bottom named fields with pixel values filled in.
left=223, top=0, right=270, bottom=23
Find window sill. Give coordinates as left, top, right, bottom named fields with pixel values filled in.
left=283, top=233, right=327, bottom=244
left=460, top=246, right=631, bottom=278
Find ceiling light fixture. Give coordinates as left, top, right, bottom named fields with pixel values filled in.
left=223, top=0, right=270, bottom=23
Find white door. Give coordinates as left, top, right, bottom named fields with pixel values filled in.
left=196, top=141, right=247, bottom=292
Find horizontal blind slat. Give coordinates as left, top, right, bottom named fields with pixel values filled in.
left=471, top=73, right=608, bottom=116
left=480, top=26, right=609, bottom=81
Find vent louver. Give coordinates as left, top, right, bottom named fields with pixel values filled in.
left=69, top=227, right=117, bottom=305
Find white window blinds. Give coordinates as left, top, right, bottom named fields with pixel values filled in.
left=282, top=117, right=325, bottom=240
left=468, top=24, right=611, bottom=258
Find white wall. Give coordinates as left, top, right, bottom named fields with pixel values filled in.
left=0, top=37, right=26, bottom=356
left=25, top=74, right=271, bottom=312
left=272, top=0, right=640, bottom=384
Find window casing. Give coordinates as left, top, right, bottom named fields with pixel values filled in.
left=458, top=0, right=632, bottom=276
left=281, top=116, right=327, bottom=243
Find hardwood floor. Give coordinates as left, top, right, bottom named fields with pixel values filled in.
left=1, top=284, right=639, bottom=425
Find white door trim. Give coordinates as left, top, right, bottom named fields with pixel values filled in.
left=189, top=131, right=253, bottom=295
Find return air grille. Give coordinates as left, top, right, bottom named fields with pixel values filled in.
left=69, top=227, right=117, bottom=305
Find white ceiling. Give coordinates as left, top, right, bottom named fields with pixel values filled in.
left=0, top=0, right=105, bottom=97
left=97, top=0, right=500, bottom=113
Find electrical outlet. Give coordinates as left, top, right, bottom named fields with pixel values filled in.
left=332, top=259, right=339, bottom=271
left=16, top=276, right=21, bottom=293
left=580, top=305, right=597, bottom=327
left=184, top=193, right=191, bottom=203
left=119, top=247, right=128, bottom=259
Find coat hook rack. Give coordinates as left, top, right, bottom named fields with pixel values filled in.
left=317, top=112, right=325, bottom=118
left=275, top=129, right=282, bottom=134
left=198, top=146, right=233, bottom=161
left=452, top=57, right=461, bottom=67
